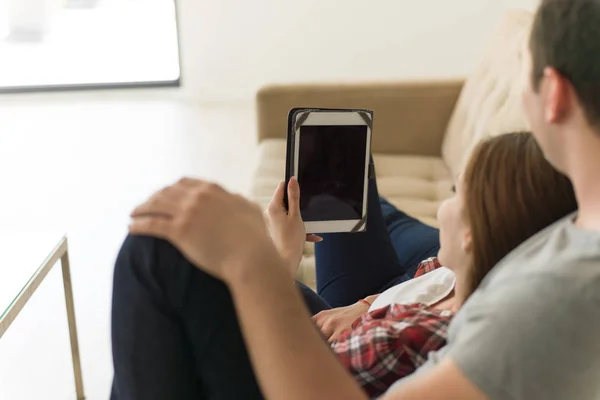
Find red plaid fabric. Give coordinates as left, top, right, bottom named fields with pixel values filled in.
left=414, top=257, right=442, bottom=277
left=330, top=257, right=452, bottom=398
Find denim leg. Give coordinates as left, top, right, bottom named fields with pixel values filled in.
left=315, top=173, right=409, bottom=308
left=111, top=235, right=264, bottom=400
left=296, top=281, right=332, bottom=315
left=111, top=235, right=332, bottom=400
left=379, top=197, right=440, bottom=281
left=314, top=154, right=442, bottom=306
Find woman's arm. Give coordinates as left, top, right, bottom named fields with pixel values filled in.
left=263, top=180, right=322, bottom=278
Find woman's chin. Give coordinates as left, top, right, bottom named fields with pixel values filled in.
left=435, top=249, right=446, bottom=266
left=436, top=255, right=458, bottom=273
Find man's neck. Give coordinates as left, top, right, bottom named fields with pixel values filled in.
left=568, top=128, right=600, bottom=231
left=573, top=182, right=600, bottom=231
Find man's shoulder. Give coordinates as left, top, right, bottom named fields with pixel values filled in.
left=469, top=253, right=600, bottom=318
left=456, top=214, right=600, bottom=330
left=482, top=214, right=600, bottom=284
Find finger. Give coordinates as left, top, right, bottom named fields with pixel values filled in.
left=306, top=234, right=323, bottom=243
left=131, top=196, right=178, bottom=219
left=267, top=181, right=286, bottom=212
left=175, top=177, right=204, bottom=188
left=129, top=215, right=174, bottom=239
left=287, top=177, right=301, bottom=217
left=328, top=331, right=340, bottom=343
left=311, top=313, right=325, bottom=328
left=320, top=324, right=334, bottom=340
left=131, top=185, right=188, bottom=218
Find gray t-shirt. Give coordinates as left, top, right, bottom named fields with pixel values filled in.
left=391, top=214, right=600, bottom=400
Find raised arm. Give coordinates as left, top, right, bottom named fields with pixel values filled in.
left=227, top=250, right=368, bottom=400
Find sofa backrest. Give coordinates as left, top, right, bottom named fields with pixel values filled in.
left=442, top=10, right=533, bottom=176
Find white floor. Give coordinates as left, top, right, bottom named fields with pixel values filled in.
left=0, top=95, right=259, bottom=399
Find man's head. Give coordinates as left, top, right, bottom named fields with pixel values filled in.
left=522, top=0, right=600, bottom=172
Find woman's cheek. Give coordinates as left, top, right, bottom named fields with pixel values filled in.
left=437, top=198, right=453, bottom=228
left=437, top=200, right=447, bottom=224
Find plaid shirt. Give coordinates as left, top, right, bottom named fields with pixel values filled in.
left=330, top=257, right=453, bottom=398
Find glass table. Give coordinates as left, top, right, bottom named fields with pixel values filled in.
left=0, top=232, right=85, bottom=400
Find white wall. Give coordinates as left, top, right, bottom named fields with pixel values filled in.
left=177, top=0, right=538, bottom=103
left=0, top=0, right=538, bottom=104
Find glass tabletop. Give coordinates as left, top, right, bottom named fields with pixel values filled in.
left=0, top=231, right=66, bottom=323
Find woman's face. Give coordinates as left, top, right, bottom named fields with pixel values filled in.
left=437, top=174, right=473, bottom=272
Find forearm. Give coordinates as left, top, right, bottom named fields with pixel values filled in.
left=228, top=252, right=367, bottom=400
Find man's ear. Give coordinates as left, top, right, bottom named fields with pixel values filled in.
left=462, top=231, right=473, bottom=253
left=544, top=66, right=570, bottom=123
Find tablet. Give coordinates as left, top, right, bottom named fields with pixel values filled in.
left=285, top=108, right=373, bottom=234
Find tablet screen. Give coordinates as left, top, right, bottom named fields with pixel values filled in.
left=298, top=125, right=368, bottom=221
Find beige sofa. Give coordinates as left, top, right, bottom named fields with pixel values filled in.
left=250, top=10, right=533, bottom=288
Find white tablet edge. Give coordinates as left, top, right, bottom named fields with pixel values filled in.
left=293, top=111, right=372, bottom=234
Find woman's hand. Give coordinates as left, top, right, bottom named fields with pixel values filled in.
left=264, top=177, right=322, bottom=277
left=312, top=302, right=370, bottom=342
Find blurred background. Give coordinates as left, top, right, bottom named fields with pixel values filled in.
left=0, top=1, right=538, bottom=399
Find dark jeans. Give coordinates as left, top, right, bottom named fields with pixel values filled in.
left=111, top=176, right=440, bottom=399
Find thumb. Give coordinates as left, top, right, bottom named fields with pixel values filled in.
left=288, top=177, right=301, bottom=217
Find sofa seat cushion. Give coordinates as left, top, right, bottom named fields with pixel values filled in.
left=250, top=139, right=453, bottom=288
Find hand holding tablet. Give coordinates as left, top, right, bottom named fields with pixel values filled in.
left=284, top=108, right=373, bottom=234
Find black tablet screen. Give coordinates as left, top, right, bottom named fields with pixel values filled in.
left=297, top=125, right=368, bottom=221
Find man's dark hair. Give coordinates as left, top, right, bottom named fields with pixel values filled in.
left=529, top=0, right=600, bottom=131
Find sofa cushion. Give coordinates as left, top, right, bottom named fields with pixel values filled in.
left=442, top=10, right=533, bottom=176
left=250, top=139, right=453, bottom=288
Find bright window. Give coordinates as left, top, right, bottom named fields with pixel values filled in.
left=0, top=0, right=180, bottom=91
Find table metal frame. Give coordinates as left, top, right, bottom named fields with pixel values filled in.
left=0, top=236, right=85, bottom=399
